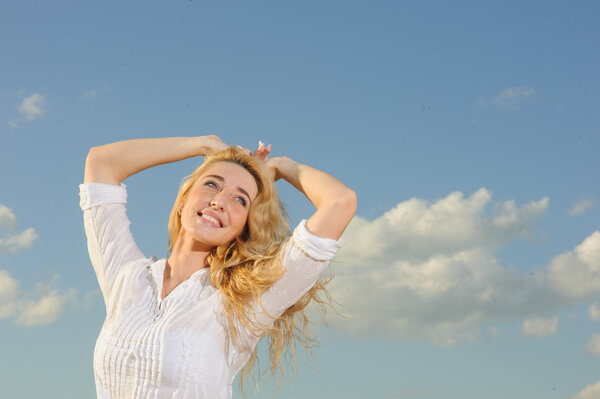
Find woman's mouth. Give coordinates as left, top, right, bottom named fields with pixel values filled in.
left=198, top=212, right=223, bottom=227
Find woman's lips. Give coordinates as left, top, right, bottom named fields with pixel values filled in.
left=197, top=211, right=223, bottom=227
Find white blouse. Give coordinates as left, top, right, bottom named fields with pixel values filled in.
left=80, top=183, right=341, bottom=399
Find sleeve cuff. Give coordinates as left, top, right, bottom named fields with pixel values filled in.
left=291, top=219, right=342, bottom=261
left=79, top=183, right=127, bottom=210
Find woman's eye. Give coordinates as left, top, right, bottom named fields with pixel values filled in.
left=204, top=180, right=218, bottom=189
left=236, top=197, right=247, bottom=207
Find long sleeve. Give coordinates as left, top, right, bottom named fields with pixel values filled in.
left=254, top=220, right=342, bottom=326
left=80, top=183, right=146, bottom=306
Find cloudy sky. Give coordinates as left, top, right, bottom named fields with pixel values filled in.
left=1, top=1, right=599, bottom=398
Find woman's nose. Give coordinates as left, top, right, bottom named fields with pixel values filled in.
left=209, top=191, right=225, bottom=209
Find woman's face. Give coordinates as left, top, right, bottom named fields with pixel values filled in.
left=179, top=161, right=259, bottom=249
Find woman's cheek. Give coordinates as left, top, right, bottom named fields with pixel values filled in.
left=233, top=209, right=249, bottom=235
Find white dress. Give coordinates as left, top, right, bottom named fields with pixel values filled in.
left=80, top=183, right=341, bottom=399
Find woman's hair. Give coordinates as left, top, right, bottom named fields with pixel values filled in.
left=167, top=147, right=334, bottom=392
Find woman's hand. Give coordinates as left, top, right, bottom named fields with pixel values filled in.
left=252, top=141, right=271, bottom=161
left=202, top=135, right=229, bottom=155
left=263, top=156, right=297, bottom=182
left=250, top=142, right=292, bottom=182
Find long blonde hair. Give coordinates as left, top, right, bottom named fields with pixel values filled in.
left=167, top=147, right=333, bottom=391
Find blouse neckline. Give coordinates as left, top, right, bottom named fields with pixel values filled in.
left=148, top=258, right=214, bottom=302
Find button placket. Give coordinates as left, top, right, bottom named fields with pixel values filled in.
left=154, top=298, right=165, bottom=322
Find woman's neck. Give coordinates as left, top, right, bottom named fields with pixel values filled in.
left=167, top=235, right=212, bottom=285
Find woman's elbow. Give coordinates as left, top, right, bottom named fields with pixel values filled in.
left=85, top=146, right=102, bottom=166
left=84, top=146, right=118, bottom=184
left=337, top=188, right=358, bottom=218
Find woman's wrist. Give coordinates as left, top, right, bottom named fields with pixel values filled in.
left=265, top=156, right=298, bottom=182
left=276, top=156, right=299, bottom=180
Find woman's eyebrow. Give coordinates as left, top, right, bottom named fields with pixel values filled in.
left=235, top=186, right=252, bottom=202
left=205, top=174, right=225, bottom=182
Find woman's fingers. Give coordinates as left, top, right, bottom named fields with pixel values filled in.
left=230, top=141, right=271, bottom=160
left=252, top=141, right=271, bottom=161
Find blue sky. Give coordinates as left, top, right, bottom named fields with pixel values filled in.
left=1, top=1, right=599, bottom=398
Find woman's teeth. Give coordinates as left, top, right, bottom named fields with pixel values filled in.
left=201, top=213, right=221, bottom=227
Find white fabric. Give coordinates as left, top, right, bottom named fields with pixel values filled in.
left=80, top=183, right=341, bottom=399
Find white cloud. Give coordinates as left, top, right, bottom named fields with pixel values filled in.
left=0, top=204, right=18, bottom=231
left=17, top=93, right=46, bottom=121
left=0, top=271, right=20, bottom=300
left=493, top=86, right=536, bottom=110
left=0, top=270, right=20, bottom=318
left=549, top=231, right=600, bottom=299
left=82, top=86, right=109, bottom=100
left=15, top=288, right=77, bottom=327
left=496, top=86, right=536, bottom=100
left=336, top=188, right=547, bottom=265
left=82, top=89, right=98, bottom=99
left=0, top=228, right=38, bottom=253
left=585, top=334, right=600, bottom=357
left=329, top=188, right=600, bottom=346
left=0, top=205, right=79, bottom=326
left=0, top=270, right=77, bottom=326
left=569, top=199, right=594, bottom=216
left=0, top=204, right=38, bottom=254
left=521, top=316, right=558, bottom=337
left=329, top=189, right=558, bottom=345
left=82, top=288, right=101, bottom=310
left=572, top=380, right=600, bottom=399
left=589, top=302, right=600, bottom=321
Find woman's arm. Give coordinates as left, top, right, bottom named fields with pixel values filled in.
left=264, top=155, right=357, bottom=240
left=84, top=135, right=228, bottom=184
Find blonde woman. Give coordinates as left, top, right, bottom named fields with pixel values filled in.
left=80, top=135, right=356, bottom=398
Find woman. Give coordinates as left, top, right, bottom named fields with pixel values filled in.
left=81, top=135, right=356, bottom=398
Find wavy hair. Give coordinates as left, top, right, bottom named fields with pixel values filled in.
left=167, top=147, right=334, bottom=392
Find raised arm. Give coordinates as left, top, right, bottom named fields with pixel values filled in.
left=84, top=135, right=229, bottom=185
left=264, top=155, right=357, bottom=240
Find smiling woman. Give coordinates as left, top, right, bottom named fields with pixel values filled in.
left=80, top=135, right=356, bottom=399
